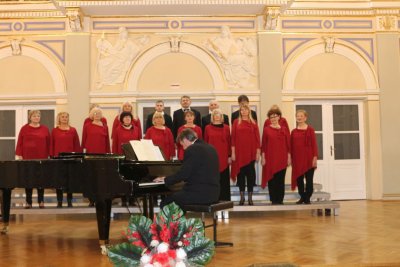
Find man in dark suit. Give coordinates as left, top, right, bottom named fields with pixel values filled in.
left=201, top=99, right=229, bottom=133
left=145, top=100, right=173, bottom=132
left=172, top=95, right=202, bottom=139
left=231, top=94, right=258, bottom=123
left=154, top=128, right=220, bottom=210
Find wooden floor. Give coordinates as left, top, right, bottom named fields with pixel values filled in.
left=1, top=200, right=399, bottom=267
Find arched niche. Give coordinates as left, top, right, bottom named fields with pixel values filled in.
left=0, top=46, right=66, bottom=95
left=283, top=43, right=378, bottom=91
left=126, top=42, right=224, bottom=92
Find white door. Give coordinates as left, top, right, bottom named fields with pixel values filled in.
left=296, top=101, right=366, bottom=200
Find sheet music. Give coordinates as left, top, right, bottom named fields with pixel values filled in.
left=129, top=140, right=165, bottom=161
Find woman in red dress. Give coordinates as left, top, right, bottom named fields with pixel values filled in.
left=15, top=110, right=50, bottom=209
left=111, top=101, right=142, bottom=140
left=263, top=104, right=290, bottom=130
left=112, top=112, right=141, bottom=155
left=82, top=107, right=110, bottom=154
left=291, top=109, right=318, bottom=204
left=231, top=104, right=260, bottom=205
left=51, top=112, right=82, bottom=207
left=144, top=111, right=175, bottom=160
left=84, top=103, right=107, bottom=126
left=176, top=110, right=202, bottom=160
left=204, top=109, right=231, bottom=201
left=261, top=107, right=291, bottom=205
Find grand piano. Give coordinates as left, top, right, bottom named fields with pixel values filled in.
left=0, top=153, right=181, bottom=253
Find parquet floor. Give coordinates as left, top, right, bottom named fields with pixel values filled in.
left=1, top=200, right=399, bottom=267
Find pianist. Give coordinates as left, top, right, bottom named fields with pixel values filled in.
left=154, top=128, right=220, bottom=211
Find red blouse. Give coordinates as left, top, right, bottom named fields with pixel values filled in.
left=230, top=119, right=260, bottom=181
left=144, top=127, right=175, bottom=160
left=15, top=124, right=50, bottom=159
left=111, top=115, right=142, bottom=140
left=81, top=123, right=110, bottom=153
left=263, top=117, right=289, bottom=130
left=51, top=127, right=82, bottom=157
left=261, top=126, right=290, bottom=188
left=204, top=124, right=231, bottom=172
left=84, top=117, right=107, bottom=126
left=176, top=125, right=202, bottom=160
left=112, top=125, right=141, bottom=154
left=290, top=126, right=318, bottom=190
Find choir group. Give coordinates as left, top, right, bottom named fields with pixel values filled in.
left=14, top=95, right=318, bottom=209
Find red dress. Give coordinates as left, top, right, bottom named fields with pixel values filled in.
left=15, top=124, right=50, bottom=159
left=111, top=115, right=142, bottom=140
left=204, top=124, right=231, bottom=172
left=230, top=120, right=260, bottom=181
left=176, top=125, right=202, bottom=160
left=263, top=117, right=289, bottom=130
left=290, top=126, right=318, bottom=189
left=51, top=127, right=82, bottom=157
left=112, top=125, right=140, bottom=154
left=261, top=126, right=290, bottom=188
left=144, top=127, right=175, bottom=160
left=81, top=123, right=110, bottom=153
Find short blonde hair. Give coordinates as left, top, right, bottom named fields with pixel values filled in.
left=28, top=110, right=41, bottom=121
left=210, top=109, right=223, bottom=124
left=56, top=112, right=69, bottom=126
left=121, top=101, right=133, bottom=112
left=89, top=107, right=102, bottom=120
left=152, top=111, right=165, bottom=125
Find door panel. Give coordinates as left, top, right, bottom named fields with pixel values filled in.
left=295, top=101, right=365, bottom=200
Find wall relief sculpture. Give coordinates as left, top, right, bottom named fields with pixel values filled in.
left=96, top=27, right=149, bottom=89
left=204, top=26, right=257, bottom=88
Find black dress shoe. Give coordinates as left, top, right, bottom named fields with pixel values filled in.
left=304, top=200, right=311, bottom=204
left=239, top=199, right=245, bottom=206
left=67, top=202, right=73, bottom=208
left=296, top=199, right=304, bottom=204
left=57, top=202, right=63, bottom=208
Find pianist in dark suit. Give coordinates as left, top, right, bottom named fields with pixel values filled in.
left=15, top=110, right=50, bottom=209
left=154, top=128, right=220, bottom=211
left=172, top=95, right=202, bottom=139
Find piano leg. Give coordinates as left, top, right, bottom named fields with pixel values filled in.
left=1, top=188, right=11, bottom=235
left=95, top=199, right=112, bottom=255
left=142, top=196, right=149, bottom=218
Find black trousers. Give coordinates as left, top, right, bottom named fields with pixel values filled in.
left=219, top=167, right=231, bottom=201
left=237, top=161, right=256, bottom=192
left=296, top=168, right=315, bottom=201
left=56, top=189, right=73, bottom=203
left=25, top=188, right=44, bottom=204
left=268, top=168, right=286, bottom=204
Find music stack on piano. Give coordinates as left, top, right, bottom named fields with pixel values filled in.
left=0, top=140, right=181, bottom=253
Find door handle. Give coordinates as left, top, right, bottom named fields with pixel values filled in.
left=330, top=145, right=336, bottom=156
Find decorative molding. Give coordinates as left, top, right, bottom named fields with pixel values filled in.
left=283, top=43, right=378, bottom=91
left=92, top=19, right=256, bottom=32
left=35, top=40, right=66, bottom=64
left=126, top=42, right=225, bottom=92
left=282, top=37, right=316, bottom=62
left=333, top=20, right=373, bottom=30
left=339, top=38, right=375, bottom=63
left=0, top=20, right=66, bottom=33
left=66, top=8, right=83, bottom=32
left=0, top=11, right=65, bottom=19
left=282, top=20, right=322, bottom=29
left=283, top=9, right=375, bottom=16
left=376, top=16, right=397, bottom=31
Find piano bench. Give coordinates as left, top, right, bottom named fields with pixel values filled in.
left=182, top=201, right=234, bottom=248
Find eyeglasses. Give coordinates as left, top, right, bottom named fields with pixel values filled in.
left=269, top=115, right=279, bottom=119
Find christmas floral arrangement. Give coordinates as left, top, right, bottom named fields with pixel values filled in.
left=108, top=203, right=215, bottom=267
